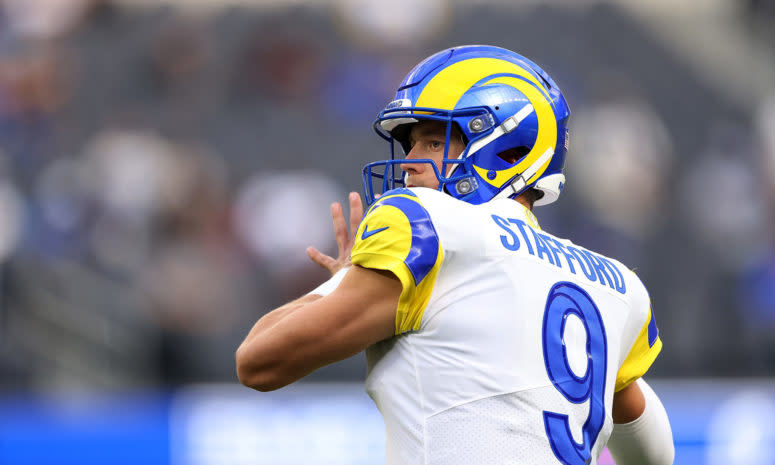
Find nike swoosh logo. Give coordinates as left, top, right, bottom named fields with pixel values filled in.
left=361, top=225, right=389, bottom=240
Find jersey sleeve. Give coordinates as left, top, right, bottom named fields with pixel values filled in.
left=350, top=189, right=444, bottom=335
left=615, top=296, right=662, bottom=392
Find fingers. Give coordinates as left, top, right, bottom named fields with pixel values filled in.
left=330, top=202, right=348, bottom=256
left=306, top=246, right=336, bottom=271
left=317, top=193, right=364, bottom=273
left=348, top=192, right=364, bottom=242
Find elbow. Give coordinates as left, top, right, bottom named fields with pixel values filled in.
left=235, top=345, right=288, bottom=392
left=239, top=373, right=285, bottom=392
left=240, top=375, right=283, bottom=393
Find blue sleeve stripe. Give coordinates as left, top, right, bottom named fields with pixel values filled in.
left=647, top=307, right=659, bottom=347
left=375, top=194, right=440, bottom=285
left=365, top=188, right=417, bottom=215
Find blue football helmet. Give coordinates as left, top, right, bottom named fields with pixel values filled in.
left=363, top=45, right=570, bottom=206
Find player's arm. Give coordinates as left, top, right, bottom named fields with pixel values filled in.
left=608, top=281, right=673, bottom=464
left=238, top=191, right=365, bottom=355
left=236, top=265, right=400, bottom=391
left=609, top=379, right=674, bottom=465
left=236, top=191, right=400, bottom=391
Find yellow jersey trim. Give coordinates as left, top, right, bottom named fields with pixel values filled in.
left=615, top=303, right=662, bottom=392
left=351, top=191, right=444, bottom=334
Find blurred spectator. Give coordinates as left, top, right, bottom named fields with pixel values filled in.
left=325, top=0, right=449, bottom=125
left=747, top=0, right=775, bottom=43
left=141, top=144, right=258, bottom=383
left=0, top=43, right=70, bottom=184
left=332, top=0, right=451, bottom=50
left=82, top=130, right=178, bottom=271
left=679, top=123, right=769, bottom=270
left=566, top=88, right=673, bottom=266
left=146, top=13, right=223, bottom=139
left=3, top=0, right=99, bottom=41
left=756, top=95, right=775, bottom=205
left=150, top=17, right=210, bottom=94
left=739, top=251, right=775, bottom=330
left=319, top=50, right=405, bottom=126
left=0, top=152, right=23, bottom=263
left=235, top=32, right=324, bottom=104
left=30, top=155, right=91, bottom=258
left=731, top=94, right=775, bottom=370
left=233, top=171, right=343, bottom=298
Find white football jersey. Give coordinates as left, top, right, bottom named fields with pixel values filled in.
left=350, top=187, right=662, bottom=465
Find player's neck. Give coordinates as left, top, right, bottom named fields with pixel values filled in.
left=515, top=194, right=533, bottom=211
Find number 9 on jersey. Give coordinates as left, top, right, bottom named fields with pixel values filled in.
left=542, top=282, right=608, bottom=465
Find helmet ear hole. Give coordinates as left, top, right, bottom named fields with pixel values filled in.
left=497, top=146, right=531, bottom=164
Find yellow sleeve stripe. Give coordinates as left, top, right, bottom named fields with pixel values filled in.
left=351, top=247, right=444, bottom=334
left=363, top=193, right=418, bottom=215
left=351, top=189, right=444, bottom=334
left=615, top=304, right=662, bottom=392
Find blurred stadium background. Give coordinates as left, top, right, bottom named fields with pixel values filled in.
left=0, top=0, right=773, bottom=463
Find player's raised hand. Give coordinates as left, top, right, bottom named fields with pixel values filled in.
left=306, top=192, right=364, bottom=276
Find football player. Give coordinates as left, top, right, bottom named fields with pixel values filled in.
left=236, top=45, right=674, bottom=465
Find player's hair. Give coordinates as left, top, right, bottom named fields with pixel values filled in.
left=522, top=188, right=544, bottom=209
